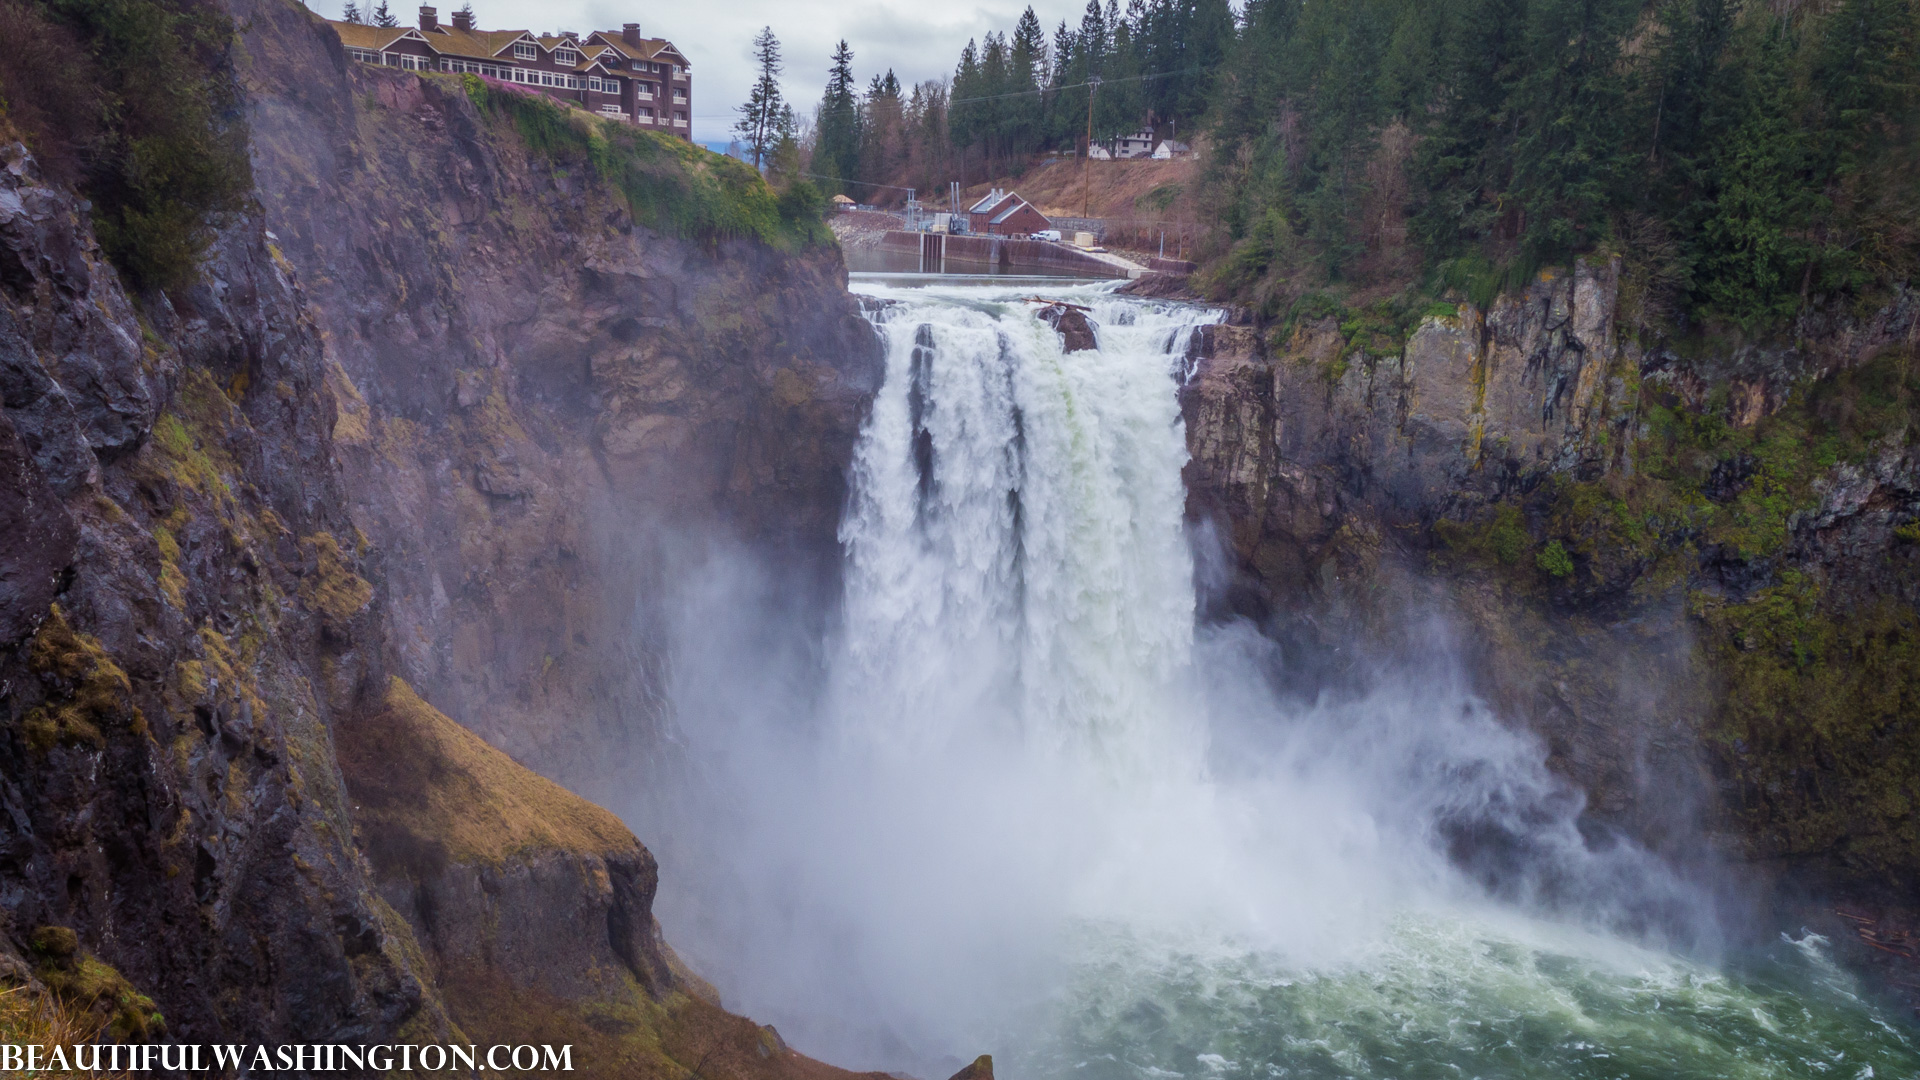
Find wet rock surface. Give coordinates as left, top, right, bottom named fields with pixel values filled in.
left=1179, top=259, right=1920, bottom=946
left=1038, top=303, right=1097, bottom=352
left=238, top=0, right=881, bottom=782
left=0, top=0, right=887, bottom=1061
left=0, top=138, right=436, bottom=1045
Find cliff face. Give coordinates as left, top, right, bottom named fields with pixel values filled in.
left=237, top=0, right=879, bottom=781
left=0, top=0, right=882, bottom=1063
left=0, top=135, right=433, bottom=1043
left=1182, top=260, right=1920, bottom=911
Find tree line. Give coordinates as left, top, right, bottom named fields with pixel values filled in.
left=736, top=1, right=1233, bottom=203
left=739, top=0, right=1917, bottom=329
left=1207, top=0, right=1918, bottom=328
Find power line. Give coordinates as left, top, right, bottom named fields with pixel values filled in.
left=948, top=67, right=1203, bottom=107
left=798, top=171, right=921, bottom=192
left=699, top=65, right=1205, bottom=118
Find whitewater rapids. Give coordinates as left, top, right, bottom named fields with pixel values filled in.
left=639, top=283, right=1919, bottom=1080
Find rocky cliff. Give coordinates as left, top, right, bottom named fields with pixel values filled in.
left=0, top=0, right=883, bottom=1066
left=238, top=0, right=878, bottom=783
left=1182, top=258, right=1920, bottom=963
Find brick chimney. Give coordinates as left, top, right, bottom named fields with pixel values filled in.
left=622, top=22, right=640, bottom=46
left=417, top=5, right=436, bottom=31
left=451, top=6, right=472, bottom=30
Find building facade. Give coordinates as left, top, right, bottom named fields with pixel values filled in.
left=328, top=7, right=692, bottom=138
left=964, top=189, right=1051, bottom=237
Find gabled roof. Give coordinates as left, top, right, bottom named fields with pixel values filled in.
left=586, top=32, right=683, bottom=63
left=969, top=191, right=1022, bottom=216
left=424, top=26, right=530, bottom=59
left=991, top=199, right=1041, bottom=225
left=329, top=21, right=422, bottom=50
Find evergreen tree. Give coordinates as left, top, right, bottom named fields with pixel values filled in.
left=342, top=0, right=363, bottom=23
left=815, top=40, right=862, bottom=194
left=860, top=71, right=906, bottom=190
left=1505, top=0, right=1642, bottom=260
left=1695, top=16, right=1815, bottom=325
left=1047, top=20, right=1077, bottom=145
left=734, top=27, right=787, bottom=170
left=372, top=0, right=396, bottom=27
left=951, top=38, right=983, bottom=161
left=1010, top=9, right=1048, bottom=154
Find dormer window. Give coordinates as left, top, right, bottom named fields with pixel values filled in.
left=513, top=42, right=536, bottom=59
left=555, top=47, right=580, bottom=65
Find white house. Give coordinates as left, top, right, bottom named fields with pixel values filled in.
left=1151, top=140, right=1192, bottom=160
left=1113, top=129, right=1155, bottom=159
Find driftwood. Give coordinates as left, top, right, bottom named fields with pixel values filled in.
left=1020, top=297, right=1092, bottom=312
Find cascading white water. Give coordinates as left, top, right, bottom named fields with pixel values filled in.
left=643, top=283, right=1920, bottom=1080
left=833, top=288, right=1207, bottom=777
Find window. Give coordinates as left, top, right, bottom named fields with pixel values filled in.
left=555, top=48, right=580, bottom=65
left=672, top=87, right=686, bottom=100
left=637, top=107, right=652, bottom=118
left=513, top=42, right=536, bottom=60
left=635, top=83, right=652, bottom=98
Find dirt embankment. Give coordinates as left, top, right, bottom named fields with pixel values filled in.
left=829, top=209, right=906, bottom=251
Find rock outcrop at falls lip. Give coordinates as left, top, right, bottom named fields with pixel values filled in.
left=1179, top=258, right=1920, bottom=994
left=1038, top=303, right=1099, bottom=352
left=0, top=0, right=891, bottom=1064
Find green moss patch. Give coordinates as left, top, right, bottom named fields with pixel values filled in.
left=298, top=532, right=372, bottom=630
left=337, top=677, right=640, bottom=872
left=1695, top=577, right=1920, bottom=884
left=20, top=605, right=145, bottom=752
left=28, top=926, right=164, bottom=1043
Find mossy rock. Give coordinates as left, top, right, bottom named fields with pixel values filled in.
left=29, top=927, right=165, bottom=1042
left=20, top=605, right=145, bottom=752
left=1695, top=575, right=1920, bottom=886
left=298, top=532, right=373, bottom=631
left=339, top=678, right=640, bottom=871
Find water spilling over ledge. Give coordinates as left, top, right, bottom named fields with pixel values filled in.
left=645, top=284, right=1920, bottom=1079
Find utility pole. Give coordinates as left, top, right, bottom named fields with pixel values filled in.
left=1083, top=76, right=1101, bottom=221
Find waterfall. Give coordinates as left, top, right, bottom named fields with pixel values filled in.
left=832, top=289, right=1213, bottom=777
left=643, top=283, right=1920, bottom=1080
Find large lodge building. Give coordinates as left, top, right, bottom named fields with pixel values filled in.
left=328, top=6, right=691, bottom=137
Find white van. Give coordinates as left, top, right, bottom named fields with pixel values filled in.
left=1033, top=229, right=1063, bottom=242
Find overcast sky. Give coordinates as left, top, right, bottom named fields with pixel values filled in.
left=423, top=0, right=1121, bottom=143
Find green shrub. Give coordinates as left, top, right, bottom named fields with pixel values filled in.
left=1536, top=540, right=1574, bottom=578
left=464, top=77, right=828, bottom=250
left=16, top=0, right=255, bottom=291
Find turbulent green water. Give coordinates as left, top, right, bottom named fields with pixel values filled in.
left=1021, top=917, right=1919, bottom=1080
